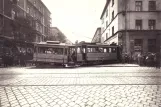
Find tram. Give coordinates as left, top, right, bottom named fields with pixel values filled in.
left=33, top=41, right=121, bottom=67
left=75, top=42, right=121, bottom=65
left=33, top=41, right=72, bottom=67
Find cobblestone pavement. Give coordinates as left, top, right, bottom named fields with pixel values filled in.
left=0, top=85, right=161, bottom=107
left=0, top=65, right=161, bottom=107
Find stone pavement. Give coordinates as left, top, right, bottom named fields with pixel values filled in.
left=0, top=85, right=161, bottom=107
left=0, top=65, right=161, bottom=107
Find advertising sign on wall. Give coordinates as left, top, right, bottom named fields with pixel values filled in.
left=134, top=46, right=142, bottom=51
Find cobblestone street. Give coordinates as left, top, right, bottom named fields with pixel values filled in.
left=0, top=64, right=161, bottom=107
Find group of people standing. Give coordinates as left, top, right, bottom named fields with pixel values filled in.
left=121, top=52, right=160, bottom=68
left=1, top=50, right=33, bottom=67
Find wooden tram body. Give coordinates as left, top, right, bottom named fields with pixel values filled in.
left=33, top=41, right=70, bottom=66
left=74, top=43, right=121, bottom=65
left=33, top=41, right=121, bottom=67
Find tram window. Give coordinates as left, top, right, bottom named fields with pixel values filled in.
left=72, top=48, right=75, bottom=53
left=92, top=48, right=96, bottom=53
left=87, top=48, right=91, bottom=53
left=70, top=48, right=75, bottom=54
left=46, top=48, right=53, bottom=54
left=95, top=47, right=99, bottom=52
left=38, top=47, right=45, bottom=53
left=83, top=48, right=86, bottom=53
left=58, top=48, right=63, bottom=54
left=99, top=48, right=103, bottom=53
left=64, top=48, right=67, bottom=55
left=104, top=48, right=107, bottom=53
left=77, top=47, right=81, bottom=53
left=106, top=48, right=109, bottom=53
left=109, top=48, right=112, bottom=53
left=112, top=48, right=116, bottom=53
left=54, top=48, right=63, bottom=54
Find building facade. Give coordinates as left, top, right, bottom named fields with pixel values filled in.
left=91, top=27, right=101, bottom=43
left=100, top=0, right=161, bottom=56
left=0, top=0, right=51, bottom=42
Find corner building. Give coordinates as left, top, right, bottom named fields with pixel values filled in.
left=100, top=0, right=161, bottom=56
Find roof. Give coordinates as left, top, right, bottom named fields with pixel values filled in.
left=100, top=0, right=110, bottom=19
left=40, top=0, right=51, bottom=14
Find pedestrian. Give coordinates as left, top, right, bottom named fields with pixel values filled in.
left=143, top=54, right=146, bottom=66
left=122, top=53, right=125, bottom=64
left=137, top=53, right=141, bottom=66
left=20, top=52, right=26, bottom=67
left=71, top=51, right=76, bottom=63
left=155, top=52, right=160, bottom=68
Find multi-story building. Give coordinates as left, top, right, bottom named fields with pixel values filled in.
left=100, top=0, right=161, bottom=56
left=91, top=27, right=101, bottom=43
left=0, top=0, right=51, bottom=42
left=0, top=0, right=14, bottom=39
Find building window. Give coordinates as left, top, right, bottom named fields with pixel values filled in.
left=11, top=10, right=16, bottom=19
left=16, top=12, right=19, bottom=17
left=134, top=39, right=143, bottom=51
left=112, top=26, right=114, bottom=35
left=148, top=39, right=156, bottom=52
left=106, top=21, right=108, bottom=28
left=135, top=20, right=142, bottom=30
left=106, top=9, right=108, bottom=17
left=102, top=27, right=104, bottom=33
left=112, top=11, right=114, bottom=20
left=34, top=1, right=36, bottom=6
left=106, top=33, right=108, bottom=40
left=39, top=7, right=41, bottom=12
left=27, top=7, right=30, bottom=13
left=135, top=1, right=142, bottom=11
left=102, top=18, right=104, bottom=24
left=135, top=39, right=143, bottom=46
left=149, top=20, right=156, bottom=30
left=149, top=1, right=156, bottom=11
left=112, top=0, right=114, bottom=6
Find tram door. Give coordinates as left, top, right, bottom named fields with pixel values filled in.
left=68, top=46, right=76, bottom=62
left=82, top=45, right=87, bottom=61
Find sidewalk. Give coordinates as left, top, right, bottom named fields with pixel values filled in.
left=96, top=63, right=140, bottom=67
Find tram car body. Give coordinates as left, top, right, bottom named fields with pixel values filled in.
left=33, top=41, right=121, bottom=67
left=33, top=41, right=71, bottom=66
left=74, top=43, right=121, bottom=65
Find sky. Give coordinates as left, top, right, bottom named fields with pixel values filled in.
left=41, top=0, right=106, bottom=43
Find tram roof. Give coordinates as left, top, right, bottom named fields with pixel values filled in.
left=35, top=42, right=73, bottom=47
left=76, top=43, right=118, bottom=47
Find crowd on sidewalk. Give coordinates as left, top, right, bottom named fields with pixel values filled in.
left=121, top=52, right=160, bottom=68
left=0, top=51, right=33, bottom=67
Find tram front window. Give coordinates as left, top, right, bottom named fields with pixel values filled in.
left=53, top=48, right=63, bottom=55
left=46, top=48, right=53, bottom=54
left=38, top=47, right=46, bottom=53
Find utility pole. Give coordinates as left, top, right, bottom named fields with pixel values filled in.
left=125, top=0, right=127, bottom=53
